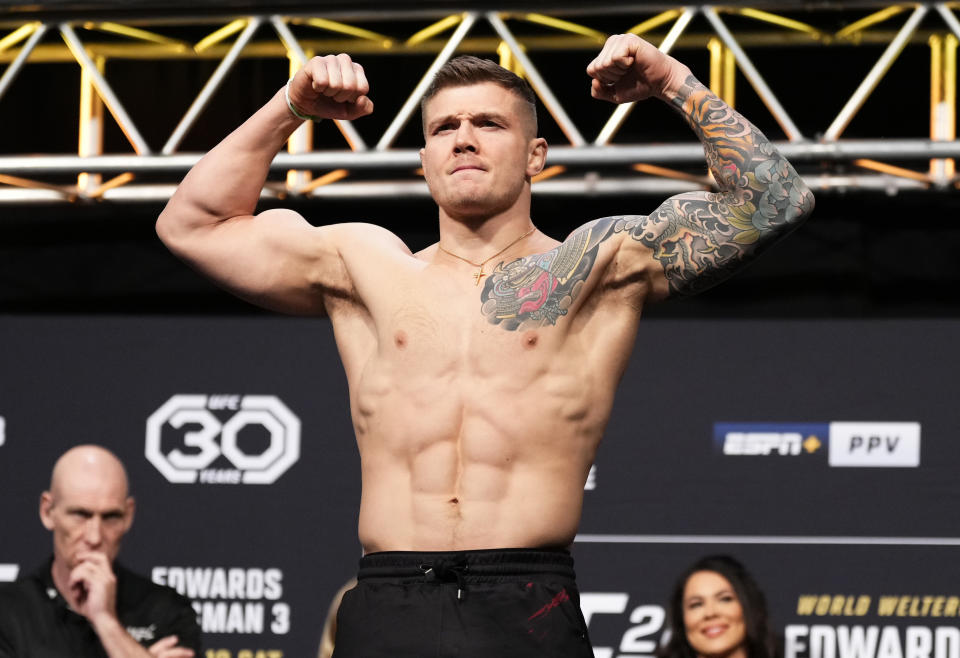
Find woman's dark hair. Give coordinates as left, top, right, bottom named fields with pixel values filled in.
left=658, top=555, right=777, bottom=658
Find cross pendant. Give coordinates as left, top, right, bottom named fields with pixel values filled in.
left=473, top=267, right=486, bottom=286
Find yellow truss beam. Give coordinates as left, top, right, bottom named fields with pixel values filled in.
left=729, top=8, right=824, bottom=41
left=632, top=163, right=711, bottom=186
left=298, top=168, right=349, bottom=195
left=290, top=17, right=393, bottom=48
left=89, top=172, right=135, bottom=198
left=406, top=15, right=463, bottom=46
left=5, top=30, right=956, bottom=65
left=836, top=5, right=912, bottom=41
left=0, top=22, right=38, bottom=55
left=628, top=10, right=682, bottom=37
left=0, top=173, right=77, bottom=199
left=930, top=33, right=957, bottom=180
left=195, top=19, right=248, bottom=53
left=81, top=22, right=190, bottom=49
left=78, top=53, right=105, bottom=194
left=854, top=159, right=930, bottom=182
left=497, top=40, right=525, bottom=76
left=513, top=14, right=606, bottom=44
left=708, top=37, right=736, bottom=107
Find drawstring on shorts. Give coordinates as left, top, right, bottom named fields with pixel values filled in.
left=420, top=558, right=470, bottom=600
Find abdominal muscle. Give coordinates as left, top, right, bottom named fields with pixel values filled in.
left=352, top=343, right=606, bottom=554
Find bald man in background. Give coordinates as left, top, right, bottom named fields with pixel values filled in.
left=0, top=445, right=200, bottom=658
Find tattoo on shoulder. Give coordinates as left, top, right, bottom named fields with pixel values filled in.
left=480, top=216, right=640, bottom=331
left=479, top=75, right=814, bottom=330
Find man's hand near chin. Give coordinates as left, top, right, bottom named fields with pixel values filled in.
left=67, top=551, right=117, bottom=622
left=68, top=551, right=194, bottom=658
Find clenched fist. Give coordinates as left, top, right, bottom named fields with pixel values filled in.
left=287, top=53, right=374, bottom=121
left=586, top=33, right=692, bottom=104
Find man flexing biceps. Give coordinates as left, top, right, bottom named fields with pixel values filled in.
left=156, top=34, right=812, bottom=658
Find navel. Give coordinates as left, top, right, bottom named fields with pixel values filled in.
left=522, top=331, right=539, bottom=349
left=394, top=330, right=408, bottom=349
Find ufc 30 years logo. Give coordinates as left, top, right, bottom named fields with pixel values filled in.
left=146, top=395, right=301, bottom=485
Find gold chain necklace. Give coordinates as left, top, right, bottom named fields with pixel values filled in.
left=438, top=226, right=536, bottom=286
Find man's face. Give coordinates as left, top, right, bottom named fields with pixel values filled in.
left=40, top=465, right=133, bottom=570
left=420, top=82, right=546, bottom=220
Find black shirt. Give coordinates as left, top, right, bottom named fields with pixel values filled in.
left=0, top=559, right=201, bottom=658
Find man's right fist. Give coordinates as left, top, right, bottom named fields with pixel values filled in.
left=287, top=53, right=373, bottom=121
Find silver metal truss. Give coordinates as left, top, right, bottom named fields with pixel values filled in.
left=1, top=2, right=960, bottom=204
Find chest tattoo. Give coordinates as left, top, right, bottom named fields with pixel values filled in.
left=479, top=216, right=640, bottom=331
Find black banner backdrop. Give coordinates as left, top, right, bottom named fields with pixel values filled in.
left=1, top=315, right=957, bottom=658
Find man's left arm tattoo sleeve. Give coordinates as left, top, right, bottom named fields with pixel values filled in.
left=628, top=75, right=815, bottom=298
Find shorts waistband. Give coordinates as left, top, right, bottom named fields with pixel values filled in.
left=357, top=547, right=575, bottom=581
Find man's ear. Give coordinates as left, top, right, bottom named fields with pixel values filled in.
left=123, top=497, right=136, bottom=533
left=526, top=138, right=548, bottom=177
left=39, top=491, right=54, bottom=530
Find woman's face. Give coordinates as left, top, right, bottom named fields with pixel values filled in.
left=682, top=570, right=748, bottom=658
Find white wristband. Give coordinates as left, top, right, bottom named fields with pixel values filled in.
left=284, top=80, right=324, bottom=122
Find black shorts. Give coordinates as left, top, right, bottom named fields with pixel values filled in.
left=332, top=548, right=594, bottom=658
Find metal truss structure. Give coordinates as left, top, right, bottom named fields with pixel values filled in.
left=2, top=2, right=960, bottom=203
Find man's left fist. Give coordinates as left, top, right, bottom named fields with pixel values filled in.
left=586, top=33, right=691, bottom=104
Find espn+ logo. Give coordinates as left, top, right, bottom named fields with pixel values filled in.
left=715, top=422, right=826, bottom=457
left=146, top=395, right=300, bottom=485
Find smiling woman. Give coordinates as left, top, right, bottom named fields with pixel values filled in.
left=658, top=556, right=778, bottom=658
